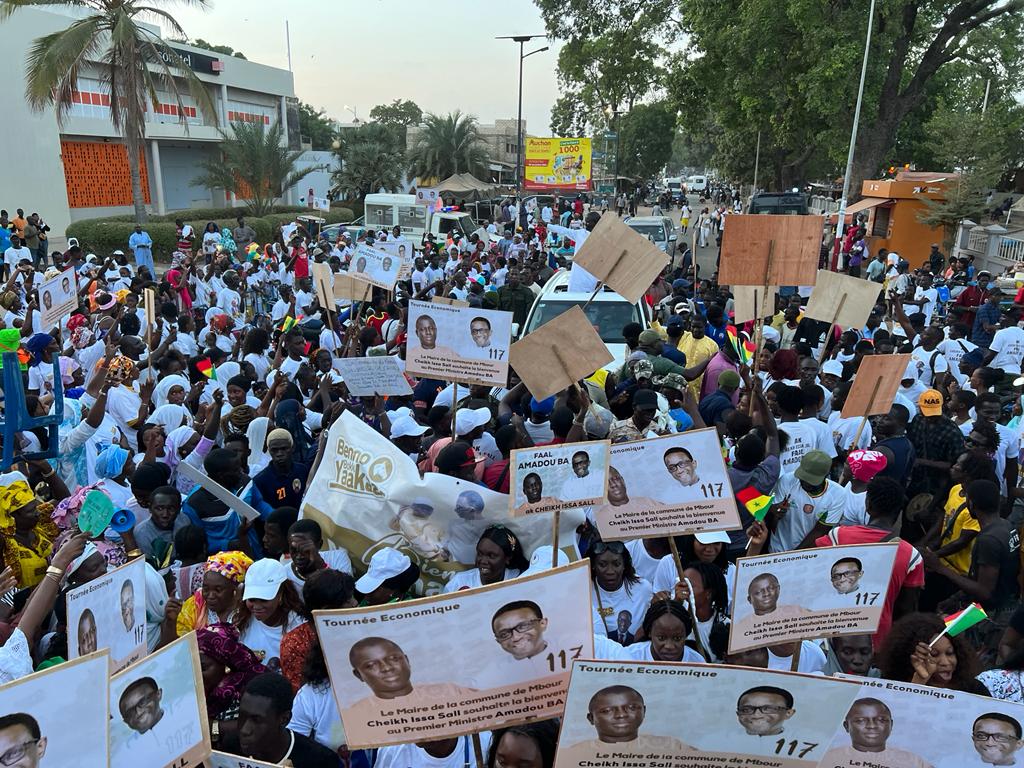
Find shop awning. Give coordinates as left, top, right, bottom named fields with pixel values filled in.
left=829, top=197, right=893, bottom=221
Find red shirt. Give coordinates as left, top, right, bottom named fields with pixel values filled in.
left=483, top=460, right=511, bottom=493
left=815, top=526, right=924, bottom=649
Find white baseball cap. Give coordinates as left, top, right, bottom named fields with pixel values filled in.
left=694, top=530, right=731, bottom=545
left=521, top=545, right=570, bottom=578
left=242, top=558, right=289, bottom=601
left=355, top=548, right=411, bottom=594
left=390, top=415, right=429, bottom=439
left=454, top=406, right=491, bottom=437
left=821, top=360, right=844, bottom=378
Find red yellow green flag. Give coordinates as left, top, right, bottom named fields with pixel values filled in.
left=196, top=358, right=216, bottom=380
left=943, top=603, right=988, bottom=637
left=736, top=485, right=773, bottom=521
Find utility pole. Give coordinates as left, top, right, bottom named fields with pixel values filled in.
left=497, top=35, right=548, bottom=196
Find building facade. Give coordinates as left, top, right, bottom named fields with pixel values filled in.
left=0, top=6, right=297, bottom=237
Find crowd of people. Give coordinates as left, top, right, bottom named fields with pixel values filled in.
left=0, top=189, right=1022, bottom=768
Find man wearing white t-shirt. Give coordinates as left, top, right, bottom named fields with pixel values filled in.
left=939, top=324, right=978, bottom=385
left=770, top=451, right=849, bottom=552
left=984, top=311, right=1024, bottom=385
left=902, top=273, right=939, bottom=325
left=2, top=236, right=32, bottom=280
left=775, top=385, right=837, bottom=475
left=909, top=326, right=948, bottom=389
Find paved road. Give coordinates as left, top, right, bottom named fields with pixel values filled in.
left=627, top=194, right=720, bottom=280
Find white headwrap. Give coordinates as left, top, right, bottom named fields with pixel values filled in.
left=246, top=416, right=271, bottom=475
left=153, top=374, right=189, bottom=409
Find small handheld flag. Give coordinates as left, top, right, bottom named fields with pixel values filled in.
left=196, top=358, right=216, bottom=380
left=930, top=603, right=988, bottom=647
left=726, top=325, right=756, bottom=366
left=736, top=485, right=773, bottom=521
left=279, top=315, right=302, bottom=333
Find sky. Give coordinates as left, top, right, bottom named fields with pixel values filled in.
left=167, top=0, right=562, bottom=134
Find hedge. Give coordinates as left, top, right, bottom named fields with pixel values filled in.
left=66, top=208, right=354, bottom=259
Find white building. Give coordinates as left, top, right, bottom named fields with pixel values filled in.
left=0, top=6, right=297, bottom=237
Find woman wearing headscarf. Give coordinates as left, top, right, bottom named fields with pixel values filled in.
left=274, top=399, right=316, bottom=465
left=0, top=481, right=59, bottom=588
left=196, top=622, right=265, bottom=721
left=176, top=551, right=253, bottom=636
left=25, top=333, right=58, bottom=397
left=153, top=373, right=190, bottom=409
left=104, top=355, right=145, bottom=448
left=246, top=416, right=272, bottom=475
left=150, top=403, right=191, bottom=432
left=93, top=444, right=134, bottom=510
left=165, top=389, right=224, bottom=494
left=167, top=253, right=192, bottom=312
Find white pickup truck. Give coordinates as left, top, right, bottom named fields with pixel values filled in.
left=357, top=193, right=487, bottom=243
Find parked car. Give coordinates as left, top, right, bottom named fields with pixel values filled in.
left=625, top=215, right=677, bottom=258
left=746, top=192, right=809, bottom=215
left=520, top=269, right=650, bottom=370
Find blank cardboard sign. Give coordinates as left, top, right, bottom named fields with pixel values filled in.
left=803, top=270, right=883, bottom=329
left=732, top=286, right=777, bottom=324
left=572, top=215, right=669, bottom=304
left=840, top=354, right=912, bottom=418
left=509, top=305, right=613, bottom=401
left=333, top=274, right=373, bottom=302
left=312, top=261, right=333, bottom=308
left=718, top=214, right=825, bottom=286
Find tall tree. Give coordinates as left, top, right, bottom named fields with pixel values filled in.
left=192, top=120, right=324, bottom=216
left=407, top=111, right=490, bottom=181
left=672, top=0, right=1024, bottom=192
left=617, top=102, right=677, bottom=180
left=3, top=0, right=217, bottom=222
left=297, top=101, right=337, bottom=150
left=369, top=99, right=422, bottom=152
left=331, top=139, right=404, bottom=199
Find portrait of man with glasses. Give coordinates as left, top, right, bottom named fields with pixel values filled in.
left=971, top=713, right=1024, bottom=767
left=0, top=713, right=45, bottom=768
left=735, top=686, right=795, bottom=737
left=492, top=600, right=549, bottom=663
left=830, top=557, right=865, bottom=595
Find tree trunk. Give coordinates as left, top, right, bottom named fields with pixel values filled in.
left=126, top=136, right=149, bottom=224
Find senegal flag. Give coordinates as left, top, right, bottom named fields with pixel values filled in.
left=196, top=358, right=216, bottom=380
left=726, top=325, right=756, bottom=366
left=736, top=485, right=773, bottom=521
left=943, top=603, right=988, bottom=637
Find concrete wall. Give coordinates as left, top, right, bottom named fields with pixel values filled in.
left=160, top=145, right=218, bottom=210
left=0, top=8, right=75, bottom=237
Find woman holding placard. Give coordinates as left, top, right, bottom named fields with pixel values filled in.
left=589, top=541, right=653, bottom=645
left=442, top=525, right=530, bottom=593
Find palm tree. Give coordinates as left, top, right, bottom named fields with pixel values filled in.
left=407, top=111, right=491, bottom=181
left=192, top=120, right=325, bottom=217
left=1, top=0, right=218, bottom=223
left=332, top=139, right=404, bottom=199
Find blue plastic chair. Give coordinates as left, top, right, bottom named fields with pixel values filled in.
left=0, top=352, right=63, bottom=471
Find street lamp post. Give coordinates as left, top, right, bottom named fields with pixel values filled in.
left=605, top=106, right=622, bottom=198
left=497, top=35, right=547, bottom=196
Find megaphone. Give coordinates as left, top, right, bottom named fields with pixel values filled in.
left=109, top=508, right=136, bottom=533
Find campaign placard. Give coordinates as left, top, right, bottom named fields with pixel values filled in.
left=555, top=660, right=861, bottom=768
left=314, top=560, right=594, bottom=748
left=824, top=676, right=1024, bottom=768
left=351, top=242, right=400, bottom=290
left=334, top=273, right=374, bottom=303
left=728, top=543, right=899, bottom=654
left=406, top=300, right=512, bottom=387
left=334, top=355, right=413, bottom=397
left=841, top=354, right=912, bottom=418
left=0, top=652, right=109, bottom=767
left=593, top=429, right=741, bottom=540
left=509, top=440, right=609, bottom=516
left=66, top=556, right=147, bottom=672
left=38, top=266, right=78, bottom=330
left=110, top=633, right=210, bottom=768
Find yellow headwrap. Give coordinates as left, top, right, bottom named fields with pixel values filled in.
left=107, top=355, right=138, bottom=380
left=206, top=551, right=254, bottom=584
left=0, top=481, right=35, bottom=529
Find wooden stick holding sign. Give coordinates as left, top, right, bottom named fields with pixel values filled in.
left=144, top=287, right=157, bottom=383
left=815, top=293, right=848, bottom=364
left=745, top=241, right=775, bottom=415
left=472, top=733, right=486, bottom=768
left=849, top=377, right=881, bottom=451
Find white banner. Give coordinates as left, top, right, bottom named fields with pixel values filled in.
left=300, top=411, right=584, bottom=594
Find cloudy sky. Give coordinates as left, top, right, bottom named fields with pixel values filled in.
left=169, top=0, right=562, bottom=133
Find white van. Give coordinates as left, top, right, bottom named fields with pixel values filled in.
left=362, top=193, right=482, bottom=243
left=686, top=175, right=708, bottom=193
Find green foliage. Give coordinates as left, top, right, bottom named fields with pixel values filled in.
left=298, top=102, right=337, bottom=151
left=184, top=38, right=246, bottom=59
left=66, top=208, right=354, bottom=257
left=191, top=120, right=326, bottom=217
left=407, top=111, right=490, bottom=181
left=3, top=0, right=219, bottom=223
left=617, top=102, right=677, bottom=180
left=369, top=99, right=423, bottom=128
left=332, top=140, right=404, bottom=199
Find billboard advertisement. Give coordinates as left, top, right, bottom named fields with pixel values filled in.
left=524, top=137, right=592, bottom=191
